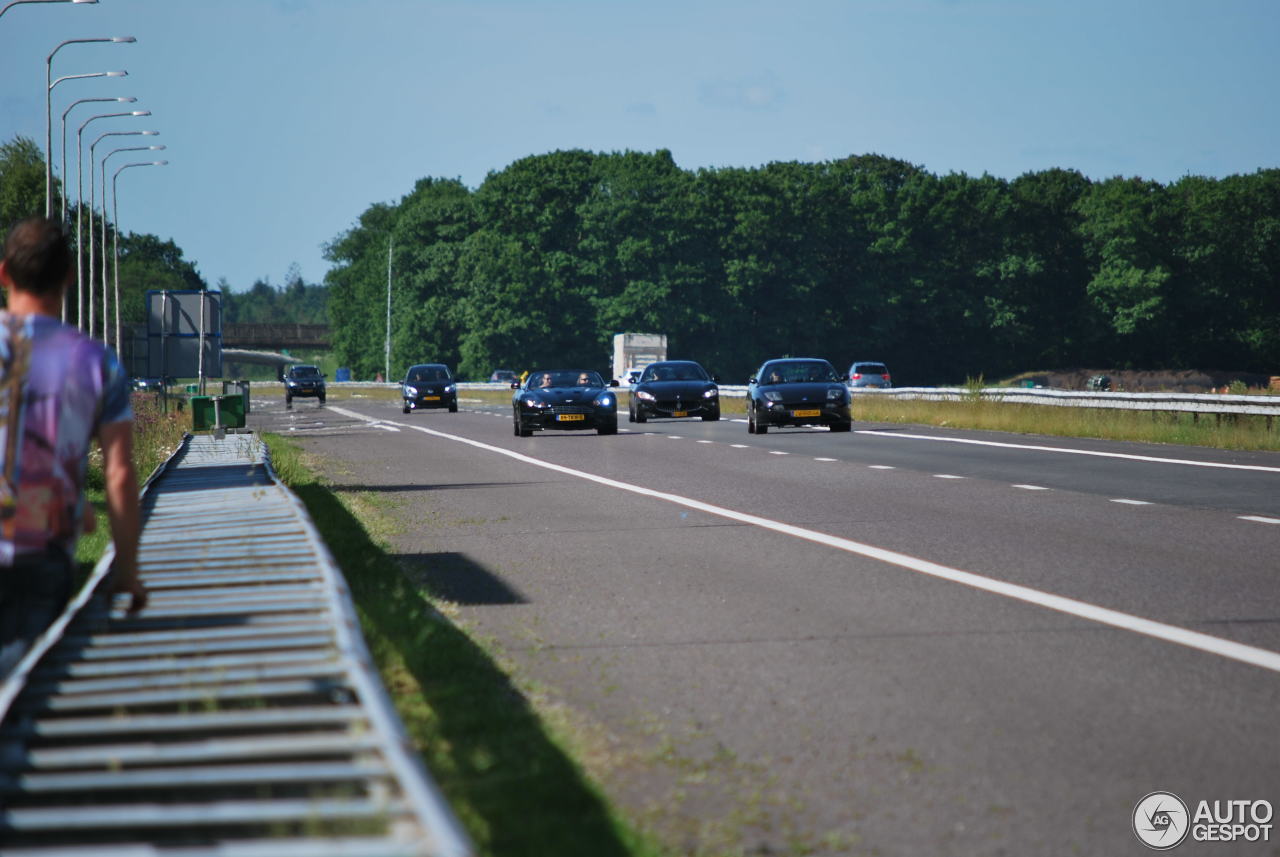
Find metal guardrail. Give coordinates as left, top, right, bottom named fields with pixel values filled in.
left=0, top=434, right=472, bottom=857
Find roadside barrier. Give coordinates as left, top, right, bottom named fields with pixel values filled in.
left=0, top=433, right=472, bottom=857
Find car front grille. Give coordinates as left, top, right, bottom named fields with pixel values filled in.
left=551, top=405, right=592, bottom=416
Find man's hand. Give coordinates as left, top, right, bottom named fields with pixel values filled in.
left=109, top=565, right=147, bottom=614
left=98, top=421, right=141, bottom=614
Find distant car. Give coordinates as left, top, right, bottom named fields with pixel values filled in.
left=489, top=369, right=518, bottom=383
left=629, top=360, right=720, bottom=423
left=130, top=377, right=163, bottom=393
left=847, top=361, right=891, bottom=388
left=284, top=364, right=326, bottom=408
left=513, top=369, right=619, bottom=436
left=402, top=363, right=458, bottom=413
left=747, top=358, right=851, bottom=433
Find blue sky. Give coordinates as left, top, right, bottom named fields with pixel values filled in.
left=3, top=0, right=1278, bottom=293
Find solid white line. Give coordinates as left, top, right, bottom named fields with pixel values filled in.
left=1239, top=515, right=1280, bottom=525
left=1013, top=484, right=1049, bottom=491
left=856, top=430, right=1280, bottom=473
left=1111, top=499, right=1152, bottom=505
left=327, top=405, right=1280, bottom=675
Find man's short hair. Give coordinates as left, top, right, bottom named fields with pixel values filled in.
left=2, top=217, right=72, bottom=297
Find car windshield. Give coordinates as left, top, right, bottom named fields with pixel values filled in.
left=642, top=363, right=709, bottom=382
left=760, top=361, right=840, bottom=384
left=529, top=370, right=604, bottom=389
left=291, top=367, right=321, bottom=378
left=407, top=367, right=449, bottom=383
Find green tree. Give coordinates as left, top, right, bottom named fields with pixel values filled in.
left=0, top=136, right=56, bottom=233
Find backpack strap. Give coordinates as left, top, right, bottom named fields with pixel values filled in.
left=0, top=315, right=32, bottom=533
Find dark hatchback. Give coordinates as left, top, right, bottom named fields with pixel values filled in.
left=284, top=364, right=326, bottom=407
left=512, top=369, right=619, bottom=436
left=629, top=360, right=719, bottom=423
left=402, top=363, right=458, bottom=413
left=746, top=358, right=851, bottom=433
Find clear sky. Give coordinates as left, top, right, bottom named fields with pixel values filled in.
left=3, top=0, right=1277, bottom=293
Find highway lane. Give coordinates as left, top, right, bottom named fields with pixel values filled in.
left=253, top=395, right=1280, bottom=855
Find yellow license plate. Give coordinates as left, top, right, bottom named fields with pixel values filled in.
left=557, top=413, right=585, bottom=422
left=423, top=396, right=441, bottom=401
left=671, top=410, right=688, bottom=417
left=792, top=409, right=821, bottom=418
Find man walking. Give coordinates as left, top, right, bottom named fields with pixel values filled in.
left=0, top=217, right=145, bottom=676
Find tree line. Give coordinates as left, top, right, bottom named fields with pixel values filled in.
left=326, top=149, right=1280, bottom=384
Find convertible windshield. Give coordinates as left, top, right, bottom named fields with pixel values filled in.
left=760, top=361, right=840, bottom=384
left=641, top=363, right=710, bottom=382
left=528, top=370, right=604, bottom=389
left=406, top=367, right=450, bottom=383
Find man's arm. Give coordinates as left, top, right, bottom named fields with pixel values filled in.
left=98, top=420, right=146, bottom=613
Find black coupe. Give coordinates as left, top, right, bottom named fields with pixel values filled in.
left=746, top=358, right=851, bottom=433
left=628, top=360, right=719, bottom=422
left=402, top=363, right=458, bottom=413
left=512, top=369, right=619, bottom=436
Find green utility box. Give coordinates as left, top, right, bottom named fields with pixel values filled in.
left=221, top=379, right=251, bottom=415
left=190, top=394, right=246, bottom=430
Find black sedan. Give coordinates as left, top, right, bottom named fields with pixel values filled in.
left=402, top=363, right=458, bottom=413
left=629, top=360, right=720, bottom=423
left=512, top=369, right=619, bottom=436
left=746, top=358, right=851, bottom=433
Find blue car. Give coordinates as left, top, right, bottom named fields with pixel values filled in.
left=746, top=358, right=851, bottom=434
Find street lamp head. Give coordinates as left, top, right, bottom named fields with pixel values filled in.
left=130, top=110, right=151, bottom=117
left=149, top=145, right=166, bottom=151
left=111, top=36, right=137, bottom=44
left=140, top=130, right=158, bottom=136
left=106, top=70, right=127, bottom=78
left=72, top=0, right=100, bottom=4
left=118, top=97, right=137, bottom=103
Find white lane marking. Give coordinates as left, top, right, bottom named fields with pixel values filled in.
left=1111, top=499, right=1152, bottom=505
left=328, top=404, right=1280, bottom=675
left=770, top=451, right=789, bottom=456
left=620, top=429, right=633, bottom=433
left=815, top=458, right=837, bottom=462
left=730, top=444, right=749, bottom=449
left=668, top=435, right=682, bottom=440
left=697, top=440, right=714, bottom=444
left=869, top=465, right=895, bottom=470
left=1239, top=515, right=1280, bottom=525
left=730, top=418, right=748, bottom=423
left=934, top=474, right=964, bottom=479
left=857, top=430, right=1280, bottom=473
left=1013, top=484, right=1049, bottom=491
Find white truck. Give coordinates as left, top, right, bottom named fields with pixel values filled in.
left=611, top=332, right=667, bottom=384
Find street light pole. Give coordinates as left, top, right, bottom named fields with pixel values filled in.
left=0, top=0, right=96, bottom=21
left=385, top=234, right=393, bottom=383
left=46, top=37, right=135, bottom=216
left=89, top=122, right=153, bottom=338
left=61, top=96, right=136, bottom=224
left=101, top=143, right=164, bottom=347
left=112, top=160, right=167, bottom=360
left=75, top=107, right=142, bottom=329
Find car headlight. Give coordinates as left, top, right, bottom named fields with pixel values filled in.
left=444, top=384, right=456, bottom=393
left=595, top=394, right=614, bottom=408
left=405, top=385, right=418, bottom=396
left=703, top=388, right=718, bottom=398
left=763, top=391, right=782, bottom=402
left=522, top=397, right=546, bottom=409
left=826, top=388, right=845, bottom=401
left=635, top=390, right=656, bottom=402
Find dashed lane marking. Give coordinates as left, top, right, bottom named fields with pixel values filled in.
left=1239, top=515, right=1280, bottom=525
left=327, top=404, right=1280, bottom=676
left=1110, top=499, right=1152, bottom=505
left=1013, top=484, right=1049, bottom=491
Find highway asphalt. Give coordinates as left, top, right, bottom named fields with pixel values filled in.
left=251, top=393, right=1280, bottom=856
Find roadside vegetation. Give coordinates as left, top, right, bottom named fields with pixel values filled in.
left=262, top=433, right=663, bottom=857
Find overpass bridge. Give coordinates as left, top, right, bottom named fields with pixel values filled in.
left=221, top=323, right=331, bottom=350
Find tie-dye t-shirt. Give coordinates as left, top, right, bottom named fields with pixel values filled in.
left=0, top=312, right=131, bottom=565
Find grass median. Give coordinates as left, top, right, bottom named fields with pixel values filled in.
left=262, top=432, right=663, bottom=857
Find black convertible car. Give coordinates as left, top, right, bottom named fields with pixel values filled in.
left=746, top=358, right=851, bottom=433
left=629, top=360, right=719, bottom=422
left=512, top=369, right=619, bottom=436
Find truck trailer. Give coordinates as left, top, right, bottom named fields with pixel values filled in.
left=611, top=333, right=667, bottom=383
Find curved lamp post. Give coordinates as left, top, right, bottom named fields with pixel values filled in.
left=60, top=96, right=136, bottom=225
left=112, top=160, right=167, bottom=357
left=74, top=108, right=146, bottom=329
left=0, top=0, right=96, bottom=20
left=89, top=125, right=154, bottom=339
left=46, top=37, right=135, bottom=215
left=100, top=143, right=164, bottom=346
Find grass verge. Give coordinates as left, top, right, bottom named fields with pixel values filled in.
left=262, top=432, right=663, bottom=857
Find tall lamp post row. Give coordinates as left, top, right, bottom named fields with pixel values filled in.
left=112, top=160, right=166, bottom=351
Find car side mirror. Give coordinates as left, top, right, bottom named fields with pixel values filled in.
left=510, top=381, right=520, bottom=390
left=748, top=377, right=757, bottom=385
left=609, top=379, right=619, bottom=387
left=712, top=375, right=721, bottom=384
